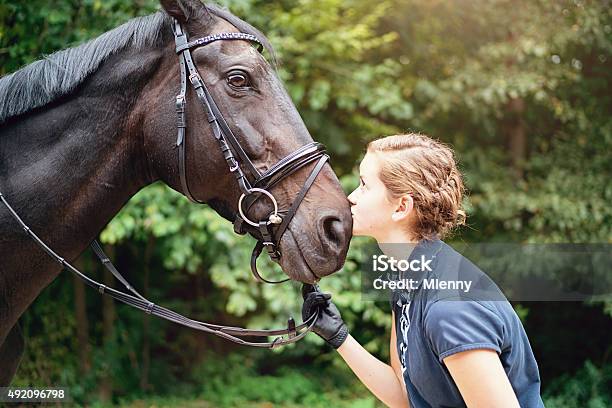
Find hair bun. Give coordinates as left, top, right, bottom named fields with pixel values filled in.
left=456, top=209, right=467, bottom=226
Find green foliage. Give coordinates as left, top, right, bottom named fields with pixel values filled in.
left=188, top=353, right=381, bottom=408
left=0, top=0, right=159, bottom=75
left=543, top=361, right=612, bottom=408
left=12, top=277, right=80, bottom=389
left=196, top=356, right=323, bottom=406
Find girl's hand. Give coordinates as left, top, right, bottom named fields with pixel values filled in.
left=301, top=284, right=349, bottom=349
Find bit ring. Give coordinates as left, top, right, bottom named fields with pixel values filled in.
left=238, top=188, right=281, bottom=227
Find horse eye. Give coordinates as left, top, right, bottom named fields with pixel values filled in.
left=227, top=71, right=251, bottom=88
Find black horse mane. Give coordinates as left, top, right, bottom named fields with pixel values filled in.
left=0, top=4, right=275, bottom=125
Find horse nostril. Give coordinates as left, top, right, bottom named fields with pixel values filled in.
left=321, top=215, right=344, bottom=245
left=315, top=211, right=352, bottom=275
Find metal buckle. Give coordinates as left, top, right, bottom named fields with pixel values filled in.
left=175, top=95, right=185, bottom=111
left=228, top=159, right=239, bottom=172
left=268, top=214, right=282, bottom=224
left=189, top=73, right=201, bottom=85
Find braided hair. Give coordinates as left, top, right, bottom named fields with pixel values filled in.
left=367, top=133, right=466, bottom=241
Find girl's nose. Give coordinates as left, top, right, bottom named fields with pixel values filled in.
left=347, top=189, right=357, bottom=205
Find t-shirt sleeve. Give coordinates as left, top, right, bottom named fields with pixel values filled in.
left=423, top=299, right=504, bottom=362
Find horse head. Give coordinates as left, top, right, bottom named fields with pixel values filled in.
left=139, top=0, right=352, bottom=283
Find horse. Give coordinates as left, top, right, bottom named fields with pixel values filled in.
left=0, top=0, right=352, bottom=385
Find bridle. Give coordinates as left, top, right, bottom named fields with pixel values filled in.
left=0, top=20, right=330, bottom=348
left=171, top=21, right=329, bottom=284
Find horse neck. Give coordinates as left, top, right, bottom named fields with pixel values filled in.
left=0, top=46, right=163, bottom=302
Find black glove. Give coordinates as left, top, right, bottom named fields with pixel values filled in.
left=301, top=284, right=349, bottom=349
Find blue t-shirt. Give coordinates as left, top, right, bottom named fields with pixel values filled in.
left=391, top=239, right=544, bottom=407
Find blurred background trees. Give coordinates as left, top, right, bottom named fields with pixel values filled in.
left=2, top=0, right=610, bottom=406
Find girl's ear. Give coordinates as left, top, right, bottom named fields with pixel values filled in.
left=392, top=194, right=413, bottom=222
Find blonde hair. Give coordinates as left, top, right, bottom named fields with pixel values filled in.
left=367, top=133, right=466, bottom=241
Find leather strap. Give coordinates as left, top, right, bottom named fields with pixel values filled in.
left=273, top=155, right=328, bottom=241
left=174, top=23, right=256, bottom=203
left=0, top=191, right=318, bottom=349
left=175, top=32, right=262, bottom=53
left=249, top=155, right=329, bottom=284
left=90, top=240, right=147, bottom=301
left=250, top=241, right=289, bottom=284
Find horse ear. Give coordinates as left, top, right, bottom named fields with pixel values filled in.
left=160, top=0, right=205, bottom=24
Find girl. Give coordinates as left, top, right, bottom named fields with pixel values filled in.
left=302, top=134, right=544, bottom=407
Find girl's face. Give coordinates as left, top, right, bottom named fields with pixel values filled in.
left=348, top=152, right=407, bottom=241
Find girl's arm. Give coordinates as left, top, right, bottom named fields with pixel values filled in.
left=444, top=348, right=520, bottom=408
left=336, top=311, right=410, bottom=408
left=424, top=299, right=521, bottom=407
left=302, top=286, right=409, bottom=407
